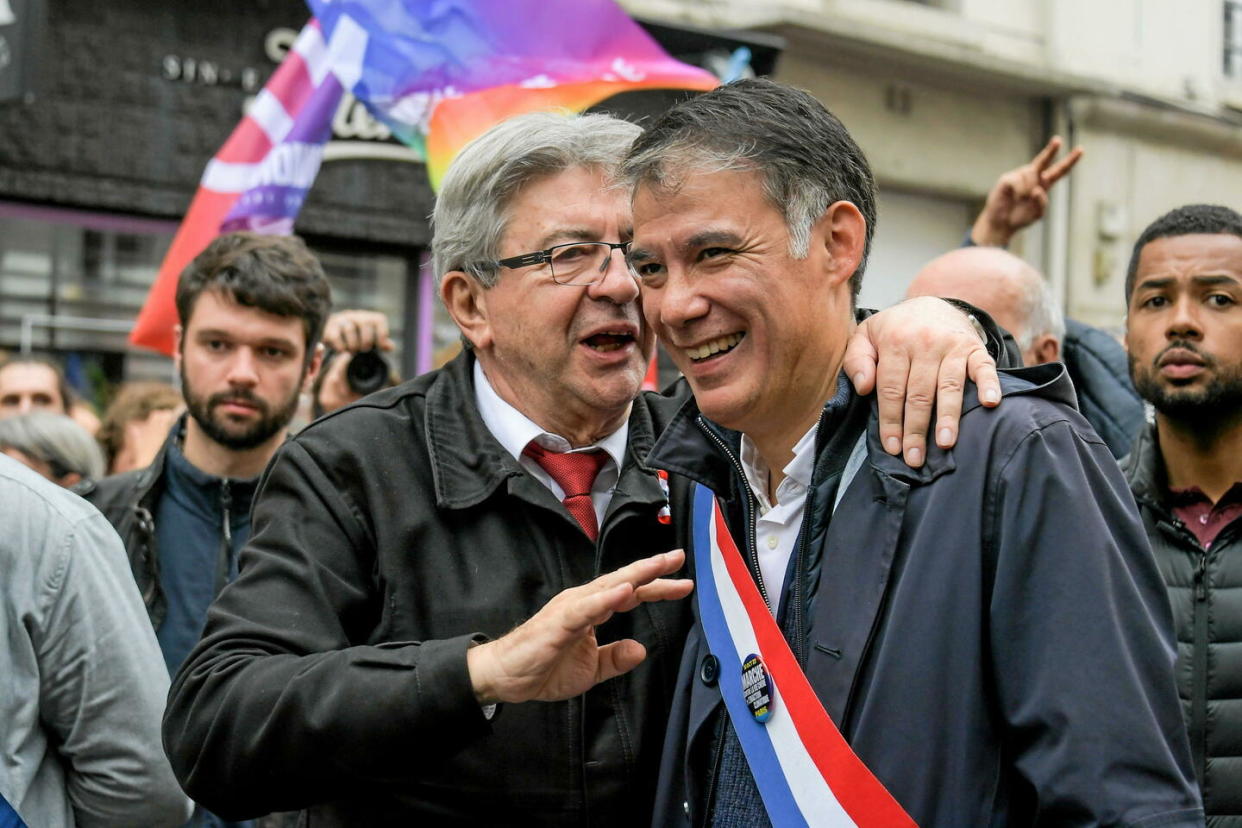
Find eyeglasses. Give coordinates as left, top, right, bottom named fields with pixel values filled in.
left=494, top=241, right=633, bottom=286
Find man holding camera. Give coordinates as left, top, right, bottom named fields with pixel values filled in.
left=310, top=309, right=398, bottom=418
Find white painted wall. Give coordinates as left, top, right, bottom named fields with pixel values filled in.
left=860, top=189, right=975, bottom=309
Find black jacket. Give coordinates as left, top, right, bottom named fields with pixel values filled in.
left=77, top=425, right=175, bottom=628
left=651, top=365, right=1202, bottom=826
left=162, top=351, right=688, bottom=826
left=1123, top=423, right=1242, bottom=822
left=1062, top=318, right=1145, bottom=459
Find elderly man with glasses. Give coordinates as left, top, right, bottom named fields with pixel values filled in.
left=164, top=110, right=1008, bottom=826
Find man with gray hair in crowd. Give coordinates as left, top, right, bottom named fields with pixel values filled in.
left=164, top=107, right=1008, bottom=825
left=0, top=410, right=106, bottom=487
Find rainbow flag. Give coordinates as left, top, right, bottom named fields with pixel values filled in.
left=307, top=0, right=718, bottom=188
left=133, top=0, right=717, bottom=354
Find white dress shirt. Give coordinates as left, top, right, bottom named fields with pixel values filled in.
left=473, top=360, right=628, bottom=528
left=740, top=423, right=818, bottom=616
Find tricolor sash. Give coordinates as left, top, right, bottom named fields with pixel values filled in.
left=692, top=483, right=916, bottom=827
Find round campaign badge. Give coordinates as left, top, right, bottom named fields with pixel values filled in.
left=741, top=653, right=774, bottom=723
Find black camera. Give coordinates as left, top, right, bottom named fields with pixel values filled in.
left=345, top=349, right=390, bottom=395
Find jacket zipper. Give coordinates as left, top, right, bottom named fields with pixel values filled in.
left=694, top=417, right=764, bottom=824
left=216, top=480, right=233, bottom=597
left=1155, top=511, right=1210, bottom=787
left=698, top=713, right=727, bottom=827
left=135, top=505, right=158, bottom=607
left=1192, top=542, right=1209, bottom=787
left=695, top=417, right=767, bottom=608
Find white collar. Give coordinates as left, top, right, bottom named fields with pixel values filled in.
left=740, top=422, right=818, bottom=512
left=472, top=359, right=628, bottom=471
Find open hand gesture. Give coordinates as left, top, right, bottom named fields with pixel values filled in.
left=467, top=550, right=693, bottom=704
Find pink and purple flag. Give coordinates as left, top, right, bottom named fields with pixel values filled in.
left=131, top=19, right=361, bottom=353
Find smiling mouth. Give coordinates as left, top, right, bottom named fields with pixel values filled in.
left=687, top=333, right=744, bottom=362
left=583, top=331, right=636, bottom=352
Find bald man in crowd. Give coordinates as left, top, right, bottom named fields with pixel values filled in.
left=908, top=245, right=1142, bottom=457
left=907, top=246, right=1063, bottom=367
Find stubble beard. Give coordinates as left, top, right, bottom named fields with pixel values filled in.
left=1130, top=345, right=1242, bottom=445
left=181, top=365, right=302, bottom=452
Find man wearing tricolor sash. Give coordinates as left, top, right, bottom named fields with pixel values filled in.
left=162, top=110, right=1011, bottom=825
left=625, top=78, right=1203, bottom=826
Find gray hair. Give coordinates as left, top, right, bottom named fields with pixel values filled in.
left=1016, top=274, right=1065, bottom=352
left=0, top=411, right=105, bottom=482
left=431, top=111, right=643, bottom=287
left=620, top=78, right=877, bottom=299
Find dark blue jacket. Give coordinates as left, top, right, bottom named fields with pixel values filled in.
left=1062, top=318, right=1145, bottom=459
left=647, top=364, right=1202, bottom=826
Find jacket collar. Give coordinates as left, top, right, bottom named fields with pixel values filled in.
left=1122, top=420, right=1170, bottom=513
left=648, top=361, right=1078, bottom=494
left=425, top=350, right=662, bottom=511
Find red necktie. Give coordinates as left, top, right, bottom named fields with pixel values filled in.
left=523, top=441, right=609, bottom=541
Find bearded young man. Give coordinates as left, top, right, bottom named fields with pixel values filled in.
left=1120, top=204, right=1242, bottom=818
left=81, top=231, right=330, bottom=681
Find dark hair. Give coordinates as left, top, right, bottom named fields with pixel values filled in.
left=1125, top=204, right=1242, bottom=300
left=176, top=232, right=333, bottom=357
left=0, top=356, right=73, bottom=413
left=621, top=77, right=877, bottom=299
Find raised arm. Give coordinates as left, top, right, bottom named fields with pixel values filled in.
left=970, top=136, right=1083, bottom=248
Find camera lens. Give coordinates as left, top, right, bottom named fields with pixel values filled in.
left=345, top=349, right=389, bottom=395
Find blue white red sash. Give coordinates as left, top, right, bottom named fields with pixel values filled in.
left=692, top=483, right=916, bottom=827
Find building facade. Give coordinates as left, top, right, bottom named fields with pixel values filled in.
left=623, top=0, right=1242, bottom=328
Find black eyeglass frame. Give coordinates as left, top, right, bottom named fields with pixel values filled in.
left=493, top=241, right=633, bottom=285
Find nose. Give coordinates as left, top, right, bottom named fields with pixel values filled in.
left=17, top=397, right=34, bottom=414
left=1166, top=296, right=1203, bottom=340
left=226, top=348, right=261, bottom=387
left=586, top=248, right=640, bottom=305
left=649, top=268, right=710, bottom=331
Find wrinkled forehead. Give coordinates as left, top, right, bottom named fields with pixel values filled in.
left=499, top=166, right=633, bottom=251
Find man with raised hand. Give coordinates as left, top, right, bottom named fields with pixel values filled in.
left=164, top=110, right=1007, bottom=826
left=624, top=78, right=1200, bottom=826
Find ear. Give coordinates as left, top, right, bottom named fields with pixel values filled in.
left=173, top=324, right=184, bottom=373
left=814, top=200, right=867, bottom=290
left=300, top=342, right=325, bottom=393
left=1030, top=334, right=1060, bottom=365
left=440, top=270, right=494, bottom=351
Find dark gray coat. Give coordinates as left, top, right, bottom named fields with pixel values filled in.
left=162, top=351, right=688, bottom=826
left=649, top=364, right=1202, bottom=826
left=1123, top=423, right=1242, bottom=822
